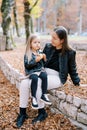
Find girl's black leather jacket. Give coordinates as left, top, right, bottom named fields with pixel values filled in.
left=43, top=43, right=80, bottom=85
left=24, top=51, right=44, bottom=75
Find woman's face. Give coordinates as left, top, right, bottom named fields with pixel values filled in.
left=51, top=32, right=64, bottom=49
left=31, top=37, right=41, bottom=51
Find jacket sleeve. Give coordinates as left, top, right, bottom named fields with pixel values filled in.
left=68, top=50, right=80, bottom=85
left=43, top=43, right=51, bottom=54
left=24, top=55, right=37, bottom=69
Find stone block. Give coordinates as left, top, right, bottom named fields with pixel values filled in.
left=59, top=101, right=77, bottom=120
left=73, top=96, right=81, bottom=108
left=56, top=91, right=66, bottom=100
left=48, top=94, right=60, bottom=108
left=49, top=89, right=56, bottom=96
left=81, top=99, right=87, bottom=106
left=81, top=105, right=87, bottom=114
left=66, top=94, right=73, bottom=103
left=77, top=112, right=87, bottom=125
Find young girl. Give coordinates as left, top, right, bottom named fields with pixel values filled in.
left=24, top=34, right=51, bottom=109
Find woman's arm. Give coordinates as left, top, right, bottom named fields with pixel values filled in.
left=68, top=50, right=80, bottom=86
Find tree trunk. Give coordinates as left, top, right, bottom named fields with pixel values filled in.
left=30, top=17, right=33, bottom=33
left=23, top=0, right=39, bottom=42
left=78, top=0, right=82, bottom=34
left=1, top=0, right=14, bottom=50
left=24, top=0, right=30, bottom=42
left=13, top=0, right=20, bottom=37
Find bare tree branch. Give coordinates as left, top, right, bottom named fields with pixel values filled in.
left=30, top=0, right=39, bottom=12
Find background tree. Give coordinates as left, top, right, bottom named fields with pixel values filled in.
left=56, top=0, right=87, bottom=34
left=13, top=0, right=20, bottom=37
left=30, top=0, right=43, bottom=32
left=24, top=0, right=38, bottom=42
left=1, top=0, right=14, bottom=50
left=0, top=0, right=87, bottom=42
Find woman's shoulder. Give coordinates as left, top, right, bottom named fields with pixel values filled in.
left=44, top=43, right=55, bottom=49
left=45, top=43, right=52, bottom=47
left=66, top=49, right=76, bottom=57
left=67, top=48, right=76, bottom=54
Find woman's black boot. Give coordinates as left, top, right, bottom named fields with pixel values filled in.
left=32, top=108, right=48, bottom=124
left=16, top=108, right=28, bottom=128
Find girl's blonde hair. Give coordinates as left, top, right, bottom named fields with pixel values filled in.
left=25, top=34, right=39, bottom=61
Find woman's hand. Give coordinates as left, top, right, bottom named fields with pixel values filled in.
left=43, top=54, right=47, bottom=61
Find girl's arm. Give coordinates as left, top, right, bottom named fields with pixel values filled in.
left=24, top=55, right=37, bottom=69
left=24, top=54, right=44, bottom=69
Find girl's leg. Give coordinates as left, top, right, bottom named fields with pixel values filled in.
left=39, top=72, right=51, bottom=105
left=29, top=74, right=38, bottom=98
left=37, top=68, right=62, bottom=109
left=29, top=74, right=39, bottom=109
left=32, top=72, right=62, bottom=124
left=39, top=72, right=47, bottom=94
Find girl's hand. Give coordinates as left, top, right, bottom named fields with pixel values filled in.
left=35, top=54, right=43, bottom=62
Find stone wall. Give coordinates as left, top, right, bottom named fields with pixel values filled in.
left=0, top=56, right=23, bottom=88
left=49, top=89, right=87, bottom=128
left=0, top=55, right=87, bottom=129
left=70, top=43, right=87, bottom=51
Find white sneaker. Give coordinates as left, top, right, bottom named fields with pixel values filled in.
left=40, top=94, right=52, bottom=105
left=32, top=97, right=38, bottom=109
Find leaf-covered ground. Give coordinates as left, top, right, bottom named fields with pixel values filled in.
left=0, top=70, right=81, bottom=130
left=0, top=44, right=87, bottom=98
left=0, top=44, right=87, bottom=129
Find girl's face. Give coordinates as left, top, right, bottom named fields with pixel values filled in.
left=51, top=32, right=64, bottom=49
left=31, top=37, right=41, bottom=51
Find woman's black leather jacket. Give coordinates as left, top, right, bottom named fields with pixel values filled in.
left=43, top=43, right=80, bottom=85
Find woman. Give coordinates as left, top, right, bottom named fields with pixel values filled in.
left=16, top=26, right=80, bottom=128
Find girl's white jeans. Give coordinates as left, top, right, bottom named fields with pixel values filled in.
left=19, top=68, right=62, bottom=108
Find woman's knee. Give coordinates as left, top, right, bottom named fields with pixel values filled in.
left=20, top=79, right=31, bottom=90
left=47, top=75, right=62, bottom=90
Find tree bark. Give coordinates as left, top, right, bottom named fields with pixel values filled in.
left=24, top=0, right=30, bottom=42
left=30, top=17, right=33, bottom=33
left=13, top=0, right=20, bottom=37
left=23, top=0, right=39, bottom=43
left=1, top=0, right=14, bottom=50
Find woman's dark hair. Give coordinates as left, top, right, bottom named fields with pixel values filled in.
left=54, top=26, right=72, bottom=54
